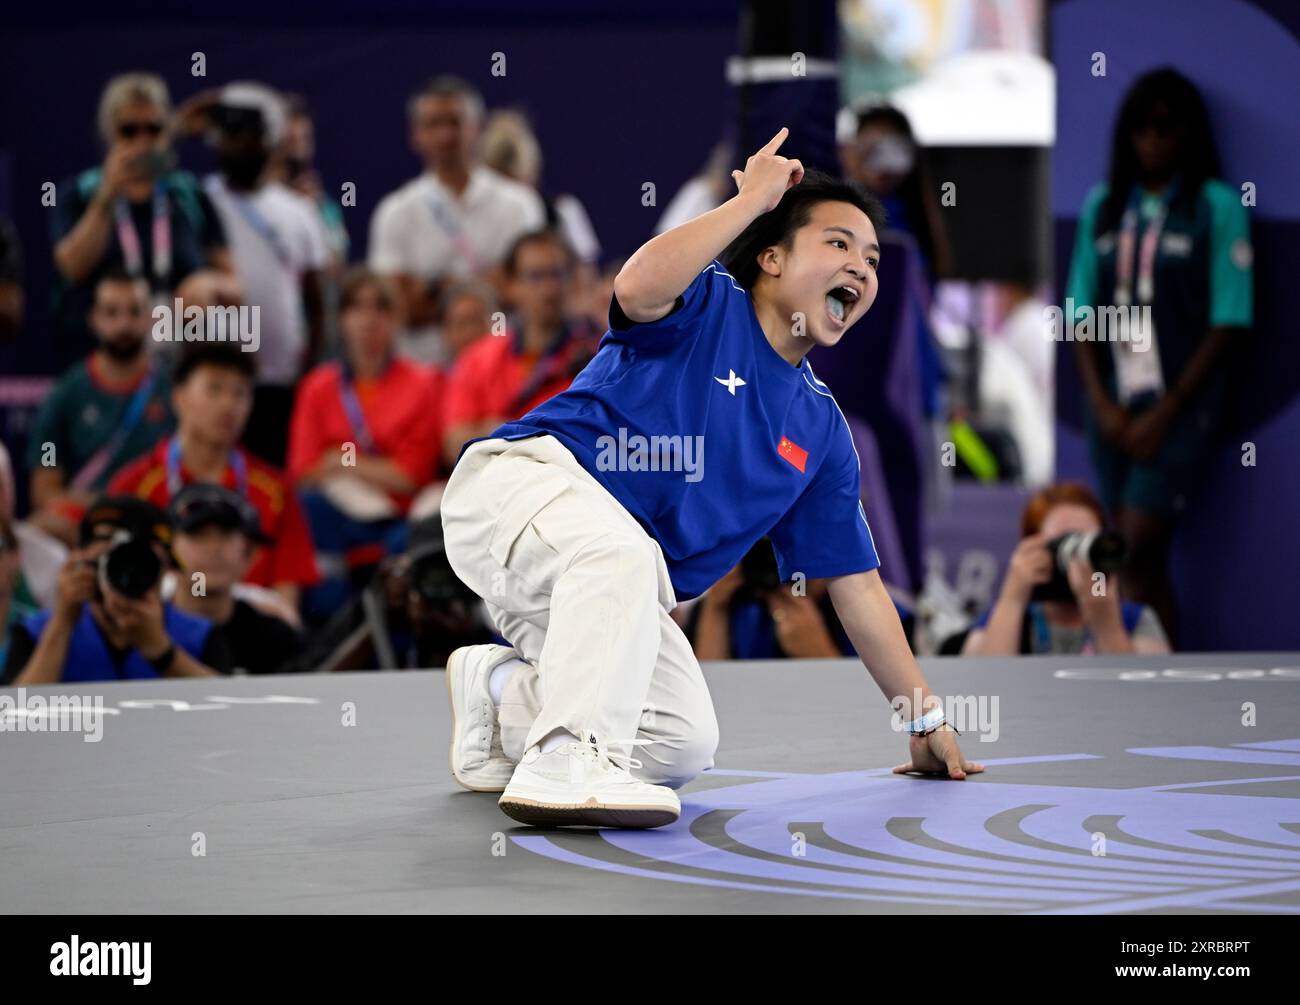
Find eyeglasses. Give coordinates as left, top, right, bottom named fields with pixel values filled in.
left=117, top=121, right=165, bottom=139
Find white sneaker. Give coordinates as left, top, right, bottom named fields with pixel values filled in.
left=445, top=645, right=518, bottom=792
left=498, top=731, right=680, bottom=829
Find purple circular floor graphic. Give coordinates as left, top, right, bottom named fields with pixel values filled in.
left=511, top=741, right=1300, bottom=912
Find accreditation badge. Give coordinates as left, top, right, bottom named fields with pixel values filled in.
left=1110, top=308, right=1166, bottom=406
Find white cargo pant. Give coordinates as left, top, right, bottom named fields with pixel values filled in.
left=440, top=434, right=719, bottom=789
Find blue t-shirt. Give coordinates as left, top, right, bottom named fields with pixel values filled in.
left=484, top=261, right=880, bottom=601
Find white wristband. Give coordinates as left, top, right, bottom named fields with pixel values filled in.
left=905, top=706, right=946, bottom=735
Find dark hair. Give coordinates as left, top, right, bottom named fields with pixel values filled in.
left=338, top=266, right=403, bottom=315
left=173, top=341, right=257, bottom=385
left=503, top=229, right=574, bottom=277
left=719, top=168, right=885, bottom=290
left=406, top=74, right=483, bottom=124
left=1099, top=67, right=1221, bottom=234
left=93, top=266, right=145, bottom=298
left=850, top=105, right=951, bottom=279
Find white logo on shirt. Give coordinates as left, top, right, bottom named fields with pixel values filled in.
left=714, top=369, right=746, bottom=395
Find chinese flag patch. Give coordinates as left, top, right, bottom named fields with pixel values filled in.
left=778, top=435, right=808, bottom=473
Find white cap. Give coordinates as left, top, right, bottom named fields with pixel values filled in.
left=218, top=81, right=287, bottom=145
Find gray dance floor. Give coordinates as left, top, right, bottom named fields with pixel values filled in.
left=3, top=653, right=1299, bottom=914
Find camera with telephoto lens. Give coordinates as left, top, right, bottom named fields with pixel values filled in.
left=1031, top=530, right=1127, bottom=603
left=96, top=529, right=163, bottom=600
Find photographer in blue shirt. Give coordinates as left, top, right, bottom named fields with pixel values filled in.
left=3, top=496, right=231, bottom=684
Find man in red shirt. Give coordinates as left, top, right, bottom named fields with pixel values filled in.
left=441, top=230, right=599, bottom=468
left=111, top=342, right=319, bottom=609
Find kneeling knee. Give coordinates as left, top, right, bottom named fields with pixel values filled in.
left=639, top=719, right=719, bottom=790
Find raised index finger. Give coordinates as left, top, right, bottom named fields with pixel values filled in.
left=759, top=126, right=789, bottom=156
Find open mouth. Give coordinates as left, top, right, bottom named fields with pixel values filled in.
left=824, top=284, right=861, bottom=326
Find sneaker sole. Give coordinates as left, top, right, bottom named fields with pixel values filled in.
left=445, top=647, right=511, bottom=793
left=498, top=795, right=679, bottom=830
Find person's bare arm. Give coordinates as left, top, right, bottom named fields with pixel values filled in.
left=828, top=570, right=934, bottom=716
left=13, top=558, right=98, bottom=685
left=828, top=569, right=984, bottom=780
left=692, top=599, right=733, bottom=661
left=54, top=194, right=114, bottom=283
left=342, top=455, right=416, bottom=495
left=53, top=147, right=139, bottom=282
left=966, top=598, right=1029, bottom=657
left=1164, top=328, right=1235, bottom=418
left=443, top=419, right=505, bottom=467
left=692, top=566, right=743, bottom=660
left=614, top=128, right=803, bottom=323
left=965, top=535, right=1051, bottom=656
left=13, top=609, right=75, bottom=685
left=297, top=450, right=416, bottom=495
left=105, top=590, right=222, bottom=677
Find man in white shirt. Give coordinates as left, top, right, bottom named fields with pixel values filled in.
left=202, top=82, right=329, bottom=465
left=367, top=76, right=546, bottom=365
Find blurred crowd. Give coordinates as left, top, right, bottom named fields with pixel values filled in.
left=0, top=62, right=1248, bottom=682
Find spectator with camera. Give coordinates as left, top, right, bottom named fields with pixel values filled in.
left=187, top=81, right=329, bottom=467
left=27, top=271, right=174, bottom=546
left=168, top=484, right=303, bottom=674
left=1, top=496, right=232, bottom=684
left=288, top=269, right=444, bottom=619
left=51, top=73, right=239, bottom=367
left=960, top=483, right=1171, bottom=656
left=441, top=230, right=598, bottom=467
left=110, top=342, right=319, bottom=610
left=367, top=76, right=546, bottom=365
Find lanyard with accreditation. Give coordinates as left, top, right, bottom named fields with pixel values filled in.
left=113, top=183, right=172, bottom=286
left=68, top=366, right=158, bottom=492
left=165, top=436, right=249, bottom=498
left=1109, top=181, right=1175, bottom=406
left=336, top=360, right=383, bottom=455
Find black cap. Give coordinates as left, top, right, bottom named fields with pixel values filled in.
left=80, top=495, right=174, bottom=551
left=169, top=483, right=269, bottom=544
